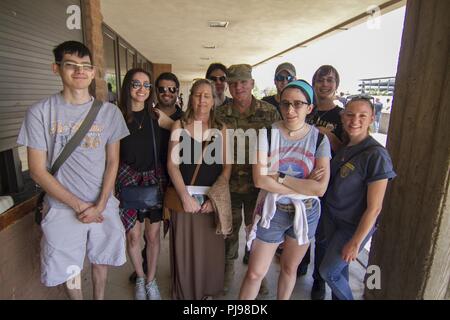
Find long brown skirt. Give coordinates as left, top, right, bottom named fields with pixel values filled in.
left=170, top=210, right=225, bottom=300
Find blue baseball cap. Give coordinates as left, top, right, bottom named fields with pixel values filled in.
left=281, top=79, right=314, bottom=104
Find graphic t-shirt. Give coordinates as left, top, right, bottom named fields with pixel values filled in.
left=259, top=122, right=331, bottom=204
left=17, top=93, right=129, bottom=208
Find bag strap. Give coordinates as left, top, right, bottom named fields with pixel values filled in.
left=315, top=132, right=324, bottom=152
left=49, top=99, right=102, bottom=175
left=329, top=145, right=382, bottom=186
left=189, top=141, right=207, bottom=185
left=148, top=110, right=159, bottom=168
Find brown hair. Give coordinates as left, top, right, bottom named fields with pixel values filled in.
left=119, top=68, right=156, bottom=123
left=312, top=65, right=340, bottom=88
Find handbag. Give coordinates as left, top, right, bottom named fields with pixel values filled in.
left=163, top=141, right=207, bottom=212
left=35, top=99, right=103, bottom=225
left=119, top=112, right=162, bottom=210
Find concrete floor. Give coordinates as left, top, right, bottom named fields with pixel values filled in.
left=80, top=224, right=367, bottom=300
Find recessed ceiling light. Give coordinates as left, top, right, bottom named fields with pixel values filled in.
left=202, top=44, right=216, bottom=49
left=208, top=20, right=229, bottom=28
left=200, top=57, right=211, bottom=60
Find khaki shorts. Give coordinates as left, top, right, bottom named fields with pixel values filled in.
left=40, top=205, right=126, bottom=287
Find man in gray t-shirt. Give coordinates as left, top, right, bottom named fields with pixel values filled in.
left=16, top=41, right=129, bottom=299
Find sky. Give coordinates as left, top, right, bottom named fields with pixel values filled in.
left=252, top=6, right=406, bottom=95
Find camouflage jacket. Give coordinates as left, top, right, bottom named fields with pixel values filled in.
left=215, top=96, right=281, bottom=193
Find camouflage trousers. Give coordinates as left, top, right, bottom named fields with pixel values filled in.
left=225, top=192, right=259, bottom=261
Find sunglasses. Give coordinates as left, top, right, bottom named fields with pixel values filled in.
left=157, top=86, right=177, bottom=94
left=280, top=100, right=309, bottom=110
left=208, top=76, right=226, bottom=82
left=56, top=61, right=95, bottom=72
left=131, top=80, right=152, bottom=90
left=275, top=74, right=294, bottom=82
left=346, top=94, right=375, bottom=108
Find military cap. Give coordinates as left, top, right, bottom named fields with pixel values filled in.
left=227, top=64, right=253, bottom=82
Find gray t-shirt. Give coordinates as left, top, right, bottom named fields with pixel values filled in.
left=259, top=122, right=331, bottom=204
left=17, top=93, right=129, bottom=208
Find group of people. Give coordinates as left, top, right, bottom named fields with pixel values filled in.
left=18, top=40, right=396, bottom=301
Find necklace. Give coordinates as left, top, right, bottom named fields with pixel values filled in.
left=283, top=121, right=307, bottom=137
left=134, top=111, right=145, bottom=130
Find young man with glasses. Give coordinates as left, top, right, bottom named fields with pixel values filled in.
left=205, top=63, right=232, bottom=107
left=17, top=41, right=129, bottom=299
left=262, top=62, right=297, bottom=113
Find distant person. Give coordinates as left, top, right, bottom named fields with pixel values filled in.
left=386, top=98, right=392, bottom=111
left=206, top=63, right=232, bottom=107
left=373, top=98, right=383, bottom=133
left=262, top=62, right=297, bottom=113
left=338, top=92, right=347, bottom=106
left=107, top=82, right=117, bottom=104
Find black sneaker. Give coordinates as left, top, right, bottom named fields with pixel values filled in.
left=296, top=263, right=308, bottom=277
left=243, top=247, right=250, bottom=265
left=311, top=279, right=326, bottom=300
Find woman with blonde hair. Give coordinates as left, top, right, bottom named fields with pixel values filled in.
left=167, top=79, right=232, bottom=300
left=319, top=96, right=395, bottom=300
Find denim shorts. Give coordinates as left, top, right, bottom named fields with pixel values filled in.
left=256, top=199, right=320, bottom=244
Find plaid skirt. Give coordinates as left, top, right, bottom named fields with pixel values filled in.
left=115, top=162, right=167, bottom=232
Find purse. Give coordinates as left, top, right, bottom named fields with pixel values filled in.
left=35, top=99, right=103, bottom=225
left=119, top=112, right=162, bottom=210
left=163, top=141, right=207, bottom=212
left=120, top=185, right=161, bottom=209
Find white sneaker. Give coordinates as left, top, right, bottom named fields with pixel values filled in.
left=145, top=279, right=161, bottom=300
left=135, top=277, right=147, bottom=300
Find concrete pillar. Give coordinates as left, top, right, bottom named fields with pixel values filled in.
left=81, top=0, right=107, bottom=101
left=366, top=0, right=450, bottom=299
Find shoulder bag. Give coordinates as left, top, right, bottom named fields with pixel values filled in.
left=120, top=113, right=163, bottom=210
left=35, top=99, right=103, bottom=225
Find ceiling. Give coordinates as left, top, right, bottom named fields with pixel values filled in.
left=101, top=0, right=401, bottom=82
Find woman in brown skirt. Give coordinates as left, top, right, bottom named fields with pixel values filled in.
left=167, top=79, right=231, bottom=300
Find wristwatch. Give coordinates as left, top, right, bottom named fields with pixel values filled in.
left=277, top=172, right=286, bottom=184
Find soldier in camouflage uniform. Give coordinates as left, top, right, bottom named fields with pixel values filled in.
left=215, top=64, right=280, bottom=293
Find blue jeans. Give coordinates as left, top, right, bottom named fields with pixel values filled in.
left=256, top=200, right=320, bottom=244
left=319, top=212, right=375, bottom=300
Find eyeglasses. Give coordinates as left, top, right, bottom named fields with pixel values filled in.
left=275, top=75, right=294, bottom=82
left=208, top=76, right=226, bottom=82
left=316, top=77, right=336, bottom=84
left=157, top=86, right=177, bottom=94
left=131, top=80, right=152, bottom=90
left=56, top=61, right=95, bottom=72
left=280, top=100, right=309, bottom=110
